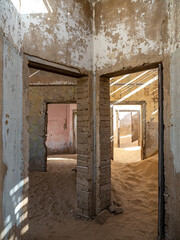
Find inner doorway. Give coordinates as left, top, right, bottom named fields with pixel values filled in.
left=109, top=66, right=164, bottom=239
left=46, top=103, right=77, bottom=168
left=113, top=104, right=142, bottom=163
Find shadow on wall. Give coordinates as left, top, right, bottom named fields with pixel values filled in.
left=46, top=104, right=77, bottom=155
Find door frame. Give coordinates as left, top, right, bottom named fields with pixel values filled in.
left=45, top=102, right=77, bottom=157
left=107, top=64, right=164, bottom=239
left=111, top=101, right=146, bottom=160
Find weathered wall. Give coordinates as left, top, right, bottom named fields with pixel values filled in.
left=94, top=0, right=167, bottom=73
left=46, top=104, right=77, bottom=155
left=170, top=48, right=180, bottom=173
left=164, top=2, right=180, bottom=238
left=15, top=0, right=94, bottom=221
left=29, top=86, right=76, bottom=171
left=169, top=47, right=180, bottom=240
left=1, top=0, right=180, bottom=237
left=94, top=0, right=180, bottom=238
left=0, top=28, right=6, bottom=237
left=20, top=0, right=93, bottom=71
left=0, top=1, right=29, bottom=239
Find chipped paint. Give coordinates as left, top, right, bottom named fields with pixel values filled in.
left=0, top=0, right=22, bottom=50
left=21, top=0, right=93, bottom=71
left=2, top=40, right=25, bottom=238
left=94, top=0, right=166, bottom=70
left=0, top=0, right=180, bottom=238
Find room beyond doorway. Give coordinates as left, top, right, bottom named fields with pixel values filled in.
left=46, top=103, right=77, bottom=155
left=113, top=104, right=142, bottom=163
left=45, top=103, right=77, bottom=170
left=109, top=67, right=161, bottom=239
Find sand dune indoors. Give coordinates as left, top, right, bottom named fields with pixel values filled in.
left=28, top=154, right=158, bottom=240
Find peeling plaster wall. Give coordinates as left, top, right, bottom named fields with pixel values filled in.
left=94, top=0, right=167, bottom=72
left=29, top=86, right=76, bottom=171
left=0, top=0, right=180, bottom=237
left=94, top=0, right=180, bottom=239
left=2, top=41, right=24, bottom=239
left=0, top=0, right=22, bottom=50
left=21, top=0, right=93, bottom=71
left=0, top=1, right=29, bottom=239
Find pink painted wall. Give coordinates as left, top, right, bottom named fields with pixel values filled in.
left=46, top=104, right=77, bottom=154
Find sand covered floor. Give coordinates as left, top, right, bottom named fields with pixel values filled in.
left=28, top=154, right=158, bottom=240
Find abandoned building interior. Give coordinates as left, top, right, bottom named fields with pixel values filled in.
left=0, top=0, right=180, bottom=240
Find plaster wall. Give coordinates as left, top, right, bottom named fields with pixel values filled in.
left=1, top=0, right=180, bottom=238
left=2, top=41, right=25, bottom=239
left=170, top=48, right=180, bottom=174
left=169, top=47, right=180, bottom=239
left=0, top=31, right=4, bottom=234
left=93, top=1, right=180, bottom=239
left=0, top=0, right=22, bottom=50
left=94, top=0, right=167, bottom=72
left=20, top=0, right=93, bottom=71
left=46, top=104, right=77, bottom=155
left=0, top=1, right=29, bottom=239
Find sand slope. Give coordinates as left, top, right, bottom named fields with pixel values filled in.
left=28, top=155, right=158, bottom=240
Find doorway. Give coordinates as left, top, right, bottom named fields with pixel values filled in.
left=113, top=104, right=144, bottom=163
left=45, top=103, right=77, bottom=169
left=109, top=66, right=164, bottom=239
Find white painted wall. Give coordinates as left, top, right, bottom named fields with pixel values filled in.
left=0, top=0, right=22, bottom=50
left=0, top=1, right=28, bottom=238
left=170, top=48, right=180, bottom=173
left=2, top=41, right=25, bottom=237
